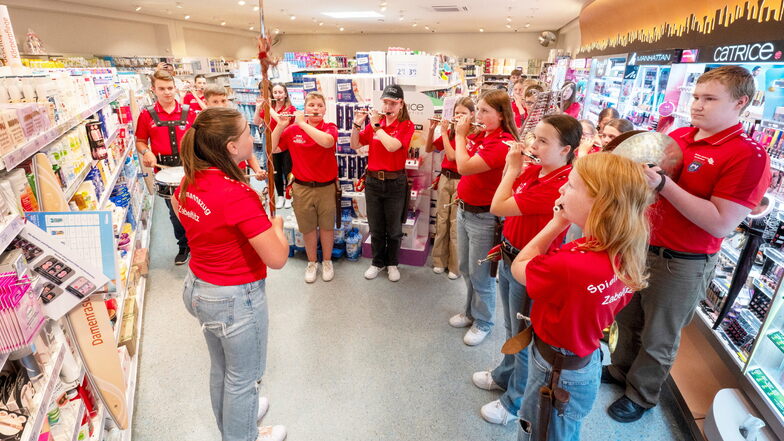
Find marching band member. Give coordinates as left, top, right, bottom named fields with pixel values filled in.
left=510, top=153, right=652, bottom=440
left=272, top=92, right=339, bottom=283
left=182, top=74, right=208, bottom=113
left=135, top=69, right=196, bottom=265
left=560, top=82, right=581, bottom=118
left=173, top=107, right=289, bottom=441
left=448, top=90, right=518, bottom=346
left=350, top=84, right=415, bottom=282
left=255, top=82, right=296, bottom=209
left=425, top=97, right=477, bottom=279
left=473, top=115, right=579, bottom=426
left=596, top=107, right=620, bottom=132
left=599, top=118, right=635, bottom=148
left=576, top=119, right=601, bottom=157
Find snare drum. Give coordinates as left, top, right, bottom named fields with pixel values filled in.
left=154, top=166, right=185, bottom=199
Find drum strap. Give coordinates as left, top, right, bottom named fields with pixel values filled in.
left=145, top=104, right=191, bottom=157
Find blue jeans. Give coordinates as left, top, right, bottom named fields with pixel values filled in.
left=518, top=344, right=601, bottom=441
left=492, top=260, right=528, bottom=415
left=182, top=269, right=269, bottom=441
left=457, top=208, right=497, bottom=331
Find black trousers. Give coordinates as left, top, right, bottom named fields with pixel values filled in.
left=165, top=199, right=188, bottom=249
left=364, top=175, right=407, bottom=267
left=272, top=151, right=292, bottom=197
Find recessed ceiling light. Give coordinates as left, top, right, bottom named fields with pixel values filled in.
left=238, top=0, right=246, bottom=5
left=135, top=6, right=142, bottom=11
left=290, top=15, right=296, bottom=20
left=323, top=11, right=384, bottom=18
left=412, top=23, right=417, bottom=27
left=399, top=16, right=404, bottom=21
left=506, top=17, right=512, bottom=22
left=505, top=24, right=511, bottom=28
left=318, top=21, right=324, bottom=26
left=479, top=28, right=484, bottom=32
left=274, top=28, right=280, bottom=34
left=380, top=6, right=387, bottom=11
left=220, top=21, right=226, bottom=26
left=424, top=25, right=430, bottom=30
left=339, top=26, right=345, bottom=31
left=249, top=26, right=254, bottom=30
left=253, top=6, right=259, bottom=11
left=184, top=15, right=190, bottom=20
left=525, top=23, right=531, bottom=28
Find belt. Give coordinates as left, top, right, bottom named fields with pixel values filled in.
left=441, top=168, right=461, bottom=179
left=457, top=200, right=491, bottom=214
left=366, top=169, right=405, bottom=180
left=648, top=245, right=713, bottom=261
left=293, top=178, right=334, bottom=188
left=533, top=334, right=593, bottom=370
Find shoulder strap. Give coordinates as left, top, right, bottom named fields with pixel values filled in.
left=180, top=104, right=190, bottom=125
left=145, top=105, right=162, bottom=125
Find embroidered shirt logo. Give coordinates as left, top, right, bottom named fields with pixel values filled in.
left=687, top=161, right=703, bottom=172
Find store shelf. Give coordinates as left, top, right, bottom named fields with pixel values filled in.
left=63, top=161, right=98, bottom=202
left=104, top=123, right=126, bottom=148
left=720, top=242, right=741, bottom=264
left=20, top=343, right=67, bottom=441
left=748, top=368, right=784, bottom=416
left=763, top=120, right=784, bottom=131
left=414, top=79, right=461, bottom=92
left=772, top=158, right=784, bottom=172
left=2, top=88, right=125, bottom=171
left=98, top=147, right=134, bottom=209
left=0, top=216, right=25, bottom=255
left=695, top=307, right=746, bottom=369
left=70, top=401, right=86, bottom=441
left=291, top=67, right=351, bottom=73
left=754, top=278, right=776, bottom=299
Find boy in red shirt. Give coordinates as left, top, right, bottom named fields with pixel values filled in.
left=605, top=65, right=772, bottom=422
left=135, top=69, right=197, bottom=265
left=182, top=74, right=207, bottom=113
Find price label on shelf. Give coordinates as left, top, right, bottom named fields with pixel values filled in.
left=749, top=368, right=784, bottom=414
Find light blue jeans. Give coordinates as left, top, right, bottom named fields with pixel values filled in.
left=492, top=260, right=529, bottom=415
left=457, top=208, right=498, bottom=332
left=182, top=269, right=269, bottom=441
left=518, top=343, right=601, bottom=441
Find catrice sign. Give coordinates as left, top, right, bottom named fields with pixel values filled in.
left=697, top=41, right=784, bottom=63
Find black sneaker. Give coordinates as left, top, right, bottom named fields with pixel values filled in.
left=175, top=248, right=190, bottom=265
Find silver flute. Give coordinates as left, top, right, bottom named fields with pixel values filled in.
left=502, top=141, right=541, bottom=164
left=278, top=113, right=320, bottom=117
left=356, top=109, right=394, bottom=115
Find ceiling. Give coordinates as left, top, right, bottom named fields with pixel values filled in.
left=59, top=0, right=587, bottom=34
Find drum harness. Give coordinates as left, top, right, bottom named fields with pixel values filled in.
left=145, top=104, right=190, bottom=167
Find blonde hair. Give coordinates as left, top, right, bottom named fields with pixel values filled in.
left=574, top=153, right=652, bottom=291
left=150, top=69, right=175, bottom=87
left=697, top=65, right=755, bottom=111
left=304, top=91, right=326, bottom=105
left=203, top=84, right=227, bottom=100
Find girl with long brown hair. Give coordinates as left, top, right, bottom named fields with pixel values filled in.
left=424, top=97, right=476, bottom=279
left=173, top=107, right=290, bottom=441
left=448, top=89, right=519, bottom=346
left=255, top=82, right=296, bottom=209
left=510, top=153, right=651, bottom=441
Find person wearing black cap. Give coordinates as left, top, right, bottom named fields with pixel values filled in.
left=350, top=84, right=415, bottom=282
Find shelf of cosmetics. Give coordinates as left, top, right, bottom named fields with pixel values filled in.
left=0, top=223, right=150, bottom=441
left=699, top=226, right=784, bottom=417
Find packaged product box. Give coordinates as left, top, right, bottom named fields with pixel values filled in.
left=131, top=248, right=148, bottom=275
left=7, top=104, right=39, bottom=139
left=2, top=109, right=27, bottom=147
left=0, top=114, right=15, bottom=154
left=118, top=295, right=138, bottom=357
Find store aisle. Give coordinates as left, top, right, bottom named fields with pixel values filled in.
left=132, top=198, right=693, bottom=441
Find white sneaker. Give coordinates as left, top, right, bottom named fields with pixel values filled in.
left=464, top=325, right=490, bottom=346
left=275, top=198, right=285, bottom=209
left=257, top=396, right=269, bottom=424
left=257, top=425, right=286, bottom=441
left=305, top=262, right=318, bottom=283
left=387, top=265, right=400, bottom=282
left=322, top=260, right=334, bottom=282
left=364, top=265, right=384, bottom=279
left=284, top=198, right=292, bottom=209
left=433, top=266, right=445, bottom=274
left=480, top=400, right=518, bottom=425
left=472, top=371, right=503, bottom=391
left=448, top=271, right=460, bottom=280
left=449, top=313, right=473, bottom=328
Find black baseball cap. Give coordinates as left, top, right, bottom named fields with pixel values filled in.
left=381, top=84, right=405, bottom=100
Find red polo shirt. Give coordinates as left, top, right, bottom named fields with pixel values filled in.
left=564, top=102, right=581, bottom=118
left=503, top=164, right=571, bottom=250
left=651, top=123, right=771, bottom=254
left=135, top=101, right=197, bottom=156
left=512, top=103, right=525, bottom=129
left=278, top=120, right=339, bottom=183
left=173, top=168, right=272, bottom=285
left=526, top=238, right=634, bottom=357
left=182, top=92, right=204, bottom=113
left=433, top=135, right=458, bottom=173
left=456, top=128, right=516, bottom=206
left=359, top=118, right=415, bottom=172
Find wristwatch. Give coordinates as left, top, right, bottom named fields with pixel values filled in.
left=139, top=148, right=150, bottom=156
